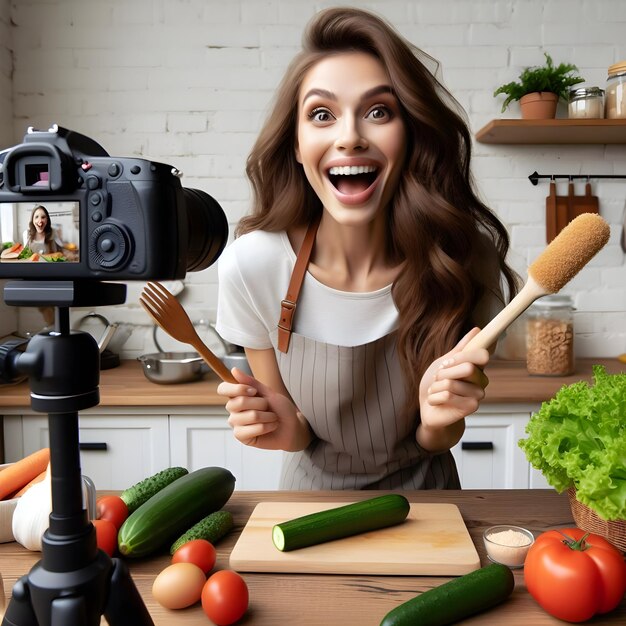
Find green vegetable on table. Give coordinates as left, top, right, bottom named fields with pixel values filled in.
left=379, top=563, right=514, bottom=626
left=170, top=509, right=234, bottom=554
left=518, top=365, right=626, bottom=521
left=272, top=494, right=410, bottom=552
left=121, top=466, right=189, bottom=513
left=118, top=466, right=235, bottom=558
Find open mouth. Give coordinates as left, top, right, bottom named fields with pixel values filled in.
left=327, top=165, right=379, bottom=195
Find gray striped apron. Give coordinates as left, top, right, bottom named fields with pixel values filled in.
left=271, top=328, right=460, bottom=490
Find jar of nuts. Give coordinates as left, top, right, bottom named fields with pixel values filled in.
left=526, top=295, right=574, bottom=376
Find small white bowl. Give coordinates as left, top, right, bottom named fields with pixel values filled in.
left=483, top=525, right=535, bottom=569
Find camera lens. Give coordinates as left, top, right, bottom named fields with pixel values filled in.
left=183, top=188, right=229, bottom=272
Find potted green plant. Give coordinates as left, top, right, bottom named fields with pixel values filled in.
left=494, top=53, right=584, bottom=119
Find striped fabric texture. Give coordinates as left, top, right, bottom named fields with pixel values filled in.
left=272, top=330, right=460, bottom=490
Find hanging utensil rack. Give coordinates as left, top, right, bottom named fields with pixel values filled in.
left=529, top=171, right=626, bottom=185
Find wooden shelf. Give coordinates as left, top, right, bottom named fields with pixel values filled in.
left=475, top=118, right=626, bottom=144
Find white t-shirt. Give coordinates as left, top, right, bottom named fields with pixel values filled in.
left=216, top=230, right=399, bottom=349
left=22, top=229, right=63, bottom=255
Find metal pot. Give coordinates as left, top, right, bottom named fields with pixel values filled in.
left=205, top=323, right=253, bottom=376
left=137, top=352, right=210, bottom=384
left=222, top=349, right=252, bottom=376
left=75, top=312, right=120, bottom=370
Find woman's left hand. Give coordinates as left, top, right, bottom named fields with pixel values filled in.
left=418, top=327, right=490, bottom=433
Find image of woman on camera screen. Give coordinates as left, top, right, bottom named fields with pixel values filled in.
left=22, top=203, right=83, bottom=262
left=23, top=205, right=64, bottom=255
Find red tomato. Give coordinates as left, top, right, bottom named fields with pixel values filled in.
left=96, top=495, right=129, bottom=530
left=172, top=539, right=216, bottom=574
left=201, top=570, right=249, bottom=625
left=92, top=519, right=117, bottom=557
left=525, top=527, right=626, bottom=622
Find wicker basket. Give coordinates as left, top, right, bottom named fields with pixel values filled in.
left=567, top=487, right=626, bottom=552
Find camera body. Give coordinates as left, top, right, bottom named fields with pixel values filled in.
left=0, top=125, right=227, bottom=280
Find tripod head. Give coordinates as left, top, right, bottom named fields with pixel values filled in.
left=1, top=280, right=153, bottom=626
left=2, top=280, right=125, bottom=409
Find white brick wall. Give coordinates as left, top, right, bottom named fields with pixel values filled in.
left=3, top=0, right=626, bottom=359
left=0, top=0, right=12, bottom=147
left=0, top=0, right=16, bottom=336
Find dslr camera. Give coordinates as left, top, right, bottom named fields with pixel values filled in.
left=0, top=124, right=228, bottom=280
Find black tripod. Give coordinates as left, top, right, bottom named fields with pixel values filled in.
left=0, top=281, right=154, bottom=626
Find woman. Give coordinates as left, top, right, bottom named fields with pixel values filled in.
left=23, top=205, right=62, bottom=255
left=216, top=8, right=519, bottom=490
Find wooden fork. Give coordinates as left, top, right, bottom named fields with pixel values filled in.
left=140, top=281, right=236, bottom=383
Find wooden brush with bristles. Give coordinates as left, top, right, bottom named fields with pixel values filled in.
left=463, top=213, right=610, bottom=352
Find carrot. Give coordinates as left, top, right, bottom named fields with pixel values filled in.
left=1, top=242, right=23, bottom=259
left=0, top=448, right=50, bottom=500
left=10, top=467, right=48, bottom=499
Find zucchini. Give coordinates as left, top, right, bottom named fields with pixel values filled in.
left=379, top=563, right=515, bottom=626
left=118, top=466, right=235, bottom=558
left=272, top=494, right=410, bottom=552
left=120, top=466, right=188, bottom=513
left=170, top=510, right=234, bottom=554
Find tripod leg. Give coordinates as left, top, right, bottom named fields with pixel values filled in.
left=7, top=593, right=95, bottom=626
left=3, top=575, right=109, bottom=626
left=3, top=550, right=111, bottom=626
left=49, top=597, right=87, bottom=626
left=2, top=577, right=39, bottom=626
left=103, top=558, right=154, bottom=626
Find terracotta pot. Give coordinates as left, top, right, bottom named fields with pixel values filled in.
left=519, top=92, right=559, bottom=119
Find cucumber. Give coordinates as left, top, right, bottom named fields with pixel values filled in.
left=120, top=466, right=188, bottom=513
left=170, top=510, right=234, bottom=554
left=272, top=494, right=410, bottom=552
left=379, top=563, right=515, bottom=626
left=118, top=466, right=235, bottom=558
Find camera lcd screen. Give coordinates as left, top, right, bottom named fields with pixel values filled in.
left=0, top=201, right=80, bottom=263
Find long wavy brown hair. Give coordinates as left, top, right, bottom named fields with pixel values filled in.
left=238, top=7, right=519, bottom=414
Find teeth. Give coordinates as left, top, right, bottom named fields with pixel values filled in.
left=328, top=165, right=377, bottom=176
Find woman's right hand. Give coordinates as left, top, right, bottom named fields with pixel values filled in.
left=217, top=368, right=312, bottom=452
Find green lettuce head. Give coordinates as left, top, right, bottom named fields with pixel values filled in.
left=519, top=365, right=626, bottom=520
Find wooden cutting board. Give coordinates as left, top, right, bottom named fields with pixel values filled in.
left=229, top=501, right=480, bottom=576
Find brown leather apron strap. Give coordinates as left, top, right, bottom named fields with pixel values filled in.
left=277, top=213, right=321, bottom=353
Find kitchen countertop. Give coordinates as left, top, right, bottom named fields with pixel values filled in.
left=0, top=357, right=623, bottom=407
left=0, top=489, right=623, bottom=625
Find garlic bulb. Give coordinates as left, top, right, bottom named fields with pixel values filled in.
left=12, top=465, right=52, bottom=551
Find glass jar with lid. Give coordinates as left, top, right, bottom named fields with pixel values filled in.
left=526, top=295, right=574, bottom=376
left=568, top=87, right=604, bottom=119
left=605, top=61, right=626, bottom=119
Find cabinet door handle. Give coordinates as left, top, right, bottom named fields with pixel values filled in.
left=79, top=442, right=108, bottom=451
left=461, top=441, right=493, bottom=451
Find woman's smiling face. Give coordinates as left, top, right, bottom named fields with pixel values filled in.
left=295, top=52, right=407, bottom=227
left=32, top=208, right=48, bottom=232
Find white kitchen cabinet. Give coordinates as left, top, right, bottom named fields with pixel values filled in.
left=451, top=403, right=546, bottom=489
left=3, top=409, right=170, bottom=491
left=529, top=465, right=552, bottom=489
left=2, top=406, right=284, bottom=491
left=2, top=402, right=549, bottom=491
left=169, top=412, right=284, bottom=490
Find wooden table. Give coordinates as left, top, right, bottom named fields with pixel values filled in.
left=0, top=489, right=624, bottom=625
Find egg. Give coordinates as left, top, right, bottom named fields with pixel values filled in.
left=152, top=562, right=206, bottom=609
